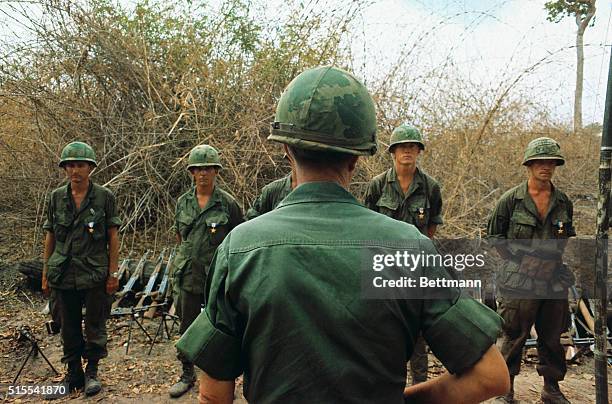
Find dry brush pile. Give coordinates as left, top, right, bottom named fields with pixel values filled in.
left=0, top=0, right=601, bottom=260
left=0, top=0, right=364, bottom=255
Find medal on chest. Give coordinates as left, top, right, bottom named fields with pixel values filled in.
left=87, top=209, right=95, bottom=234
left=417, top=208, right=425, bottom=221
left=210, top=223, right=217, bottom=234
left=556, top=220, right=564, bottom=235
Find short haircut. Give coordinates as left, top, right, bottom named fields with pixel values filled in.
left=288, top=146, right=354, bottom=169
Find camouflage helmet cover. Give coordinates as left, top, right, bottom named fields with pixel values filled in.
left=187, top=145, right=223, bottom=170
left=59, top=141, right=97, bottom=167
left=522, top=137, right=565, bottom=166
left=388, top=124, right=425, bottom=152
left=268, top=66, right=378, bottom=156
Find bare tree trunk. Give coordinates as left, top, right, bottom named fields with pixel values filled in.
left=575, top=22, right=585, bottom=132
left=574, top=1, right=596, bottom=133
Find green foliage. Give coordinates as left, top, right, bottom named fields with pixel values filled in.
left=544, top=0, right=596, bottom=24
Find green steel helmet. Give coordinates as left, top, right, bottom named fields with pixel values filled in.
left=268, top=66, right=377, bottom=156
left=388, top=124, right=425, bottom=152
left=522, top=137, right=565, bottom=166
left=59, top=141, right=97, bottom=167
left=187, top=145, right=223, bottom=170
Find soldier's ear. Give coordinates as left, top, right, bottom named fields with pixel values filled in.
left=347, top=156, right=359, bottom=173
left=283, top=144, right=295, bottom=162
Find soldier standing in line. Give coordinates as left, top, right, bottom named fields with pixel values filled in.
left=363, top=124, right=443, bottom=385
left=245, top=154, right=296, bottom=220
left=488, top=137, right=575, bottom=404
left=176, top=66, right=509, bottom=403
left=41, top=141, right=121, bottom=396
left=169, top=144, right=244, bottom=398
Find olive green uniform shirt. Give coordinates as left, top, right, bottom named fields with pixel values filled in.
left=177, top=182, right=501, bottom=403
left=43, top=182, right=121, bottom=290
left=487, top=181, right=575, bottom=296
left=173, top=186, right=243, bottom=295
left=364, top=167, right=443, bottom=234
left=245, top=175, right=292, bottom=220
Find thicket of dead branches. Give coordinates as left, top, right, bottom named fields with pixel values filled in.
left=0, top=0, right=601, bottom=259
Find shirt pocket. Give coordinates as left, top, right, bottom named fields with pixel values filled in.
left=177, top=210, right=196, bottom=240
left=173, top=240, right=193, bottom=278
left=205, top=211, right=230, bottom=246
left=46, top=251, right=69, bottom=285
left=509, top=212, right=537, bottom=239
left=85, top=255, right=110, bottom=284
left=53, top=213, right=72, bottom=243
left=376, top=194, right=400, bottom=218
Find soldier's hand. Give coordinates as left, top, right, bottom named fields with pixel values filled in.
left=106, top=275, right=119, bottom=295
left=41, top=273, right=49, bottom=297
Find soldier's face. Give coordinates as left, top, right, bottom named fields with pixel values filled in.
left=527, top=159, right=557, bottom=181
left=190, top=166, right=217, bottom=187
left=63, top=161, right=92, bottom=184
left=392, top=143, right=421, bottom=165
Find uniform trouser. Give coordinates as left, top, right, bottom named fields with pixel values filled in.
left=498, top=298, right=568, bottom=381
left=177, top=289, right=205, bottom=363
left=409, top=335, right=428, bottom=384
left=170, top=278, right=182, bottom=319
left=49, top=289, right=62, bottom=328
left=55, top=285, right=109, bottom=364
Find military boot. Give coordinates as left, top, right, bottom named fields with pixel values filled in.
left=65, top=360, right=85, bottom=391
left=168, top=361, right=196, bottom=398
left=541, top=379, right=570, bottom=404
left=493, top=376, right=514, bottom=403
left=84, top=360, right=102, bottom=396
left=45, top=361, right=83, bottom=400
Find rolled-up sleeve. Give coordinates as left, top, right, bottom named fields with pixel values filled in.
left=363, top=180, right=380, bottom=211
left=229, top=199, right=245, bottom=229
left=42, top=193, right=54, bottom=232
left=487, top=193, right=511, bottom=241
left=176, top=240, right=243, bottom=380
left=429, top=182, right=443, bottom=225
left=424, top=297, right=501, bottom=374
left=418, top=239, right=502, bottom=374
left=566, top=198, right=576, bottom=237
left=245, top=193, right=264, bottom=221
left=105, top=191, right=122, bottom=228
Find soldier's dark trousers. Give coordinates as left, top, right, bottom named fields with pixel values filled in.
left=498, top=298, right=568, bottom=381
left=177, top=289, right=205, bottom=362
left=49, top=289, right=62, bottom=329
left=409, top=335, right=428, bottom=384
left=55, top=285, right=109, bottom=364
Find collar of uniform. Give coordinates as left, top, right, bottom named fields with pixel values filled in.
left=386, top=166, right=424, bottom=197
left=514, top=181, right=528, bottom=200
left=187, top=185, right=222, bottom=212
left=275, top=181, right=360, bottom=208
left=64, top=181, right=95, bottom=212
left=283, top=174, right=293, bottom=190
left=515, top=180, right=561, bottom=220
left=515, top=180, right=559, bottom=198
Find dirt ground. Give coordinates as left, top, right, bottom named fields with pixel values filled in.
left=0, top=262, right=610, bottom=403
